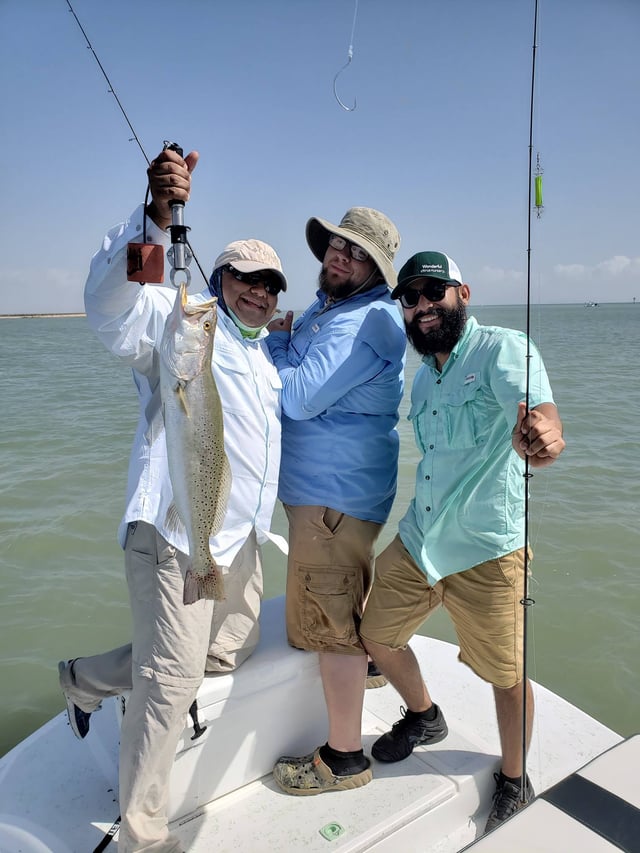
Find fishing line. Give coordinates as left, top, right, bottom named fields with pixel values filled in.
left=520, top=0, right=540, bottom=802
left=65, top=0, right=209, bottom=288
left=527, top=269, right=552, bottom=558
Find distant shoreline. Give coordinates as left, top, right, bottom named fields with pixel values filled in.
left=0, top=313, right=86, bottom=319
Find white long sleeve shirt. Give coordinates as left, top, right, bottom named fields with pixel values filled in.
left=84, top=204, right=282, bottom=567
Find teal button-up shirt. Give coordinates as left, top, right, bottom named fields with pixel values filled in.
left=398, top=316, right=554, bottom=584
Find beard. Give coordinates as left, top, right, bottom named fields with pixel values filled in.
left=405, top=296, right=467, bottom=357
left=319, top=268, right=372, bottom=301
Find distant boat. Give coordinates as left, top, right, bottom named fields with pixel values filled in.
left=584, top=301, right=599, bottom=308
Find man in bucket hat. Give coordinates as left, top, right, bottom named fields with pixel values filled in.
left=359, top=250, right=565, bottom=830
left=265, top=207, right=406, bottom=794
left=58, top=147, right=286, bottom=851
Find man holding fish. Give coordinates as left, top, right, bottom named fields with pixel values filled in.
left=58, top=147, right=286, bottom=852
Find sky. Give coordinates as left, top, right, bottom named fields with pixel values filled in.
left=1, top=0, right=638, bottom=313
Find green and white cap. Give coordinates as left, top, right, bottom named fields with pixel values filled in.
left=391, top=251, right=463, bottom=299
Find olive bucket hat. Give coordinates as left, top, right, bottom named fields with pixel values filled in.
left=306, top=207, right=401, bottom=288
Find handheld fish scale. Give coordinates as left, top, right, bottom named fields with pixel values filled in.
left=163, top=141, right=194, bottom=288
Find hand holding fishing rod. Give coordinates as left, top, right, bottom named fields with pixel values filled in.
left=146, top=143, right=199, bottom=286
left=512, top=402, right=566, bottom=468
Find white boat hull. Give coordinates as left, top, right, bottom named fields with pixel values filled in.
left=0, top=596, right=624, bottom=852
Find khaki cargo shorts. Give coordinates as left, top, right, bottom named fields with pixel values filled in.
left=284, top=504, right=382, bottom=655
left=360, top=534, right=530, bottom=689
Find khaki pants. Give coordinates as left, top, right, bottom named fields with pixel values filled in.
left=61, top=522, right=262, bottom=852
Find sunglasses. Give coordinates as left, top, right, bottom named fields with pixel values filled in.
left=224, top=264, right=282, bottom=296
left=399, top=280, right=459, bottom=308
left=328, top=233, right=370, bottom=262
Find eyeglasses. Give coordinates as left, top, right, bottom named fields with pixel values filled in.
left=399, top=280, right=459, bottom=308
left=328, top=233, right=370, bottom=262
left=224, top=265, right=282, bottom=296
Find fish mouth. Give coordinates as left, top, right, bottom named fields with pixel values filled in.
left=182, top=288, right=218, bottom=315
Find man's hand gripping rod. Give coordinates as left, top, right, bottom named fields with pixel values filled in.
left=164, top=141, right=193, bottom=288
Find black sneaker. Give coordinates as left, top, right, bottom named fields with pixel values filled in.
left=484, top=772, right=535, bottom=832
left=371, top=705, right=448, bottom=762
left=58, top=660, right=92, bottom=740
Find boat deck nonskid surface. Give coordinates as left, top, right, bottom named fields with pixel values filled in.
left=174, top=711, right=496, bottom=853
left=0, top=597, right=623, bottom=853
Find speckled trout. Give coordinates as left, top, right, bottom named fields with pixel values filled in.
left=159, top=283, right=231, bottom=604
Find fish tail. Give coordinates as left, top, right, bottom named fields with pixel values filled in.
left=183, top=566, right=226, bottom=605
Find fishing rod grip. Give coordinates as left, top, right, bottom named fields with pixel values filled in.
left=164, top=140, right=185, bottom=222
left=162, top=139, right=186, bottom=231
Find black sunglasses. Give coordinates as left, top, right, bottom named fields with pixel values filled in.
left=224, top=264, right=282, bottom=296
left=399, top=280, right=459, bottom=308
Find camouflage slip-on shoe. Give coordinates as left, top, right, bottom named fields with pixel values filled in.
left=273, top=747, right=372, bottom=796
left=366, top=660, right=388, bottom=689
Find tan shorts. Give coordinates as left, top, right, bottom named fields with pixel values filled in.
left=360, top=534, right=529, bottom=689
left=284, top=504, right=382, bottom=655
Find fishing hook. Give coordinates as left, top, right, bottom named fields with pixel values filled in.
left=333, top=0, right=359, bottom=112
left=333, top=50, right=357, bottom=112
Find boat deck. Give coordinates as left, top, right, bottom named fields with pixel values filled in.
left=0, top=596, right=623, bottom=853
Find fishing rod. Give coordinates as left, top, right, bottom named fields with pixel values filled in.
left=65, top=0, right=208, bottom=288
left=520, top=0, right=540, bottom=804
left=65, top=0, right=149, bottom=165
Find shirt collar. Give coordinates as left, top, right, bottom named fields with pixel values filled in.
left=315, top=282, right=390, bottom=311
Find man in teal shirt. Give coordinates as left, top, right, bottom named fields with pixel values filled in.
left=360, top=251, right=565, bottom=833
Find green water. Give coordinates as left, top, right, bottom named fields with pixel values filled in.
left=1, top=304, right=638, bottom=757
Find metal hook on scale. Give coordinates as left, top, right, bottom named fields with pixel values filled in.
left=164, top=141, right=193, bottom=287
left=333, top=0, right=359, bottom=112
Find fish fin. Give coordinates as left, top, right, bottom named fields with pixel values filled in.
left=175, top=380, right=190, bottom=416
left=183, top=567, right=226, bottom=604
left=164, top=502, right=185, bottom=536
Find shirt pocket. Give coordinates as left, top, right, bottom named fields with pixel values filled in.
left=265, top=362, right=282, bottom=395
left=408, top=399, right=429, bottom=454
left=443, top=383, right=488, bottom=449
left=214, top=345, right=253, bottom=416
left=289, top=329, right=314, bottom=365
left=298, top=565, right=359, bottom=645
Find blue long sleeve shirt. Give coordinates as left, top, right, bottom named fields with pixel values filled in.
left=266, top=286, right=406, bottom=523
